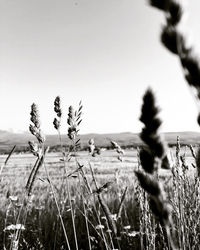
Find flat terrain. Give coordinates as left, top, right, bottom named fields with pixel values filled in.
left=0, top=148, right=196, bottom=182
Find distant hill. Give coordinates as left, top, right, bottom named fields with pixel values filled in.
left=0, top=130, right=200, bottom=153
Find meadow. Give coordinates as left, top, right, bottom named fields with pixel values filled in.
left=0, top=142, right=199, bottom=249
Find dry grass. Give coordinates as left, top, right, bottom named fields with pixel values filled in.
left=0, top=135, right=199, bottom=249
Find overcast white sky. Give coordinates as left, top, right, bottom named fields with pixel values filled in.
left=1, top=0, right=200, bottom=134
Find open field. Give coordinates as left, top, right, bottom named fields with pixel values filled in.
left=0, top=146, right=199, bottom=249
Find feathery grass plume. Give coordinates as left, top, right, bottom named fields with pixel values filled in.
left=110, top=141, right=124, bottom=161
left=148, top=0, right=200, bottom=121
left=28, top=104, right=46, bottom=189
left=30, top=103, right=40, bottom=129
left=29, top=103, right=45, bottom=144
left=53, top=96, right=62, bottom=130
left=67, top=101, right=83, bottom=250
left=139, top=88, right=170, bottom=171
left=27, top=104, right=46, bottom=192
left=136, top=88, right=176, bottom=249
left=67, top=101, right=82, bottom=145
left=54, top=96, right=62, bottom=117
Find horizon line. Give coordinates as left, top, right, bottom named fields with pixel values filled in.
left=1, top=129, right=200, bottom=136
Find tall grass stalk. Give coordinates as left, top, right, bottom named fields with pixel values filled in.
left=29, top=102, right=71, bottom=250
left=0, top=145, right=16, bottom=177
left=88, top=162, right=110, bottom=250
left=53, top=97, right=79, bottom=249
left=136, top=88, right=177, bottom=250
left=43, top=158, right=71, bottom=249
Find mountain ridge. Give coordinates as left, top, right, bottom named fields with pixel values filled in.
left=1, top=130, right=200, bottom=153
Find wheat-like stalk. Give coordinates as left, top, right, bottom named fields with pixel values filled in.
left=0, top=145, right=16, bottom=177
left=148, top=0, right=200, bottom=122
left=148, top=0, right=200, bottom=180
left=53, top=96, right=62, bottom=131
left=28, top=102, right=71, bottom=250
left=110, top=141, right=124, bottom=162
left=136, top=88, right=177, bottom=249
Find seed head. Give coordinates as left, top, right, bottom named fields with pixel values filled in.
left=30, top=103, right=40, bottom=129
left=53, top=118, right=60, bottom=130
left=29, top=104, right=45, bottom=144
left=54, top=96, right=62, bottom=118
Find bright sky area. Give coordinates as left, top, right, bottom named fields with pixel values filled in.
left=1, top=0, right=200, bottom=134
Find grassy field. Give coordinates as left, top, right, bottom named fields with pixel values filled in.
left=0, top=145, right=199, bottom=250
left=1, top=94, right=199, bottom=249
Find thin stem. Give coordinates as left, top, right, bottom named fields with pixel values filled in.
left=43, top=161, right=71, bottom=250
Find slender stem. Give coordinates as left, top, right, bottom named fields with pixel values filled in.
left=57, top=130, right=78, bottom=250
left=88, top=162, right=110, bottom=250
left=78, top=173, right=92, bottom=250
left=43, top=161, right=71, bottom=250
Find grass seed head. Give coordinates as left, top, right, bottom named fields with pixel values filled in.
left=54, top=96, right=62, bottom=118
left=140, top=88, right=168, bottom=165
left=67, top=102, right=82, bottom=141
left=53, top=118, right=60, bottom=130
left=29, top=103, right=45, bottom=144
left=30, top=103, right=40, bottom=129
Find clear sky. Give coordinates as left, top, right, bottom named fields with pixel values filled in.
left=1, top=0, right=200, bottom=135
